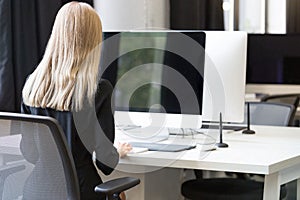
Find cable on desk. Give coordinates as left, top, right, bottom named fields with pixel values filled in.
left=191, top=129, right=217, bottom=145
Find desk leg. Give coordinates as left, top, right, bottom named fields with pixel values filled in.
left=264, top=172, right=280, bottom=200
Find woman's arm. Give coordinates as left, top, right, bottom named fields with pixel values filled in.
left=20, top=102, right=39, bottom=164
left=94, top=79, right=119, bottom=175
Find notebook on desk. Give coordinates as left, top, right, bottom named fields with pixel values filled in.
left=201, top=124, right=246, bottom=131
left=129, top=142, right=196, bottom=152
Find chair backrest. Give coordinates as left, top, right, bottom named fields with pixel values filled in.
left=261, top=93, right=300, bottom=108
left=243, top=102, right=295, bottom=126
left=261, top=94, right=300, bottom=126
left=0, top=112, right=80, bottom=200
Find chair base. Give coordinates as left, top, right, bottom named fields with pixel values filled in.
left=181, top=178, right=286, bottom=200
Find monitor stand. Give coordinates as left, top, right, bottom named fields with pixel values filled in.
left=215, top=112, right=229, bottom=148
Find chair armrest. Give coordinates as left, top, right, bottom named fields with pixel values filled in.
left=94, top=177, right=140, bottom=196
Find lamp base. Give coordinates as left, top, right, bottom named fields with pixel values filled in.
left=216, top=142, right=229, bottom=148
left=242, top=129, right=255, bottom=134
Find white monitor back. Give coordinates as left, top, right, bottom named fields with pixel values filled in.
left=202, top=31, right=247, bottom=123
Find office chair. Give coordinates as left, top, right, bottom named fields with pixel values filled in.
left=0, top=112, right=140, bottom=200
left=261, top=93, right=300, bottom=126
left=242, top=101, right=295, bottom=126
left=181, top=102, right=294, bottom=200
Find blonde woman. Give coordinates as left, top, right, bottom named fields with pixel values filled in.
left=21, top=2, right=131, bottom=200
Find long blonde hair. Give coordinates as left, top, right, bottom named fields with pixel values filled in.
left=22, top=2, right=102, bottom=111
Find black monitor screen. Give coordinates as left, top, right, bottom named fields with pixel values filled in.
left=247, top=34, right=300, bottom=84
left=100, top=31, right=206, bottom=115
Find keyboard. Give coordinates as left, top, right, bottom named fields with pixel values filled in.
left=129, top=142, right=196, bottom=152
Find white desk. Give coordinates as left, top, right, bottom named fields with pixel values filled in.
left=106, top=125, right=300, bottom=200
left=1, top=127, right=300, bottom=200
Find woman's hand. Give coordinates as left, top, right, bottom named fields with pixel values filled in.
left=117, top=142, right=132, bottom=158
left=119, top=191, right=126, bottom=200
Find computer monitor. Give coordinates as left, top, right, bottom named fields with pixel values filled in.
left=246, top=34, right=300, bottom=85
left=202, top=31, right=248, bottom=123
left=100, top=31, right=206, bottom=130
left=245, top=34, right=300, bottom=95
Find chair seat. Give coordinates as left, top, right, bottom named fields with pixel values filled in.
left=181, top=178, right=287, bottom=200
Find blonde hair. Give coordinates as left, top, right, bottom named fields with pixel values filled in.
left=22, top=2, right=102, bottom=111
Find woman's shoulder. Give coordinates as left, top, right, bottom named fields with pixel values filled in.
left=94, top=79, right=114, bottom=109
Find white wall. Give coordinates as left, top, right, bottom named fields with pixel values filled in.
left=223, top=0, right=234, bottom=31
left=239, top=0, right=265, bottom=33
left=238, top=0, right=286, bottom=33
left=94, top=0, right=169, bottom=31
left=267, top=0, right=286, bottom=33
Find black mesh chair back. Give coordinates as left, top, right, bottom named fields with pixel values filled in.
left=243, top=102, right=295, bottom=126
left=0, top=112, right=79, bottom=200
left=0, top=112, right=139, bottom=200
left=261, top=93, right=300, bottom=108
left=261, top=94, right=300, bottom=126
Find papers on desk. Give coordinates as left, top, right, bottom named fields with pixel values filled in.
left=115, top=125, right=226, bottom=153
left=116, top=126, right=169, bottom=143
left=128, top=147, right=149, bottom=154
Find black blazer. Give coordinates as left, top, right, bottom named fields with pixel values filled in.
left=21, top=79, right=118, bottom=200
